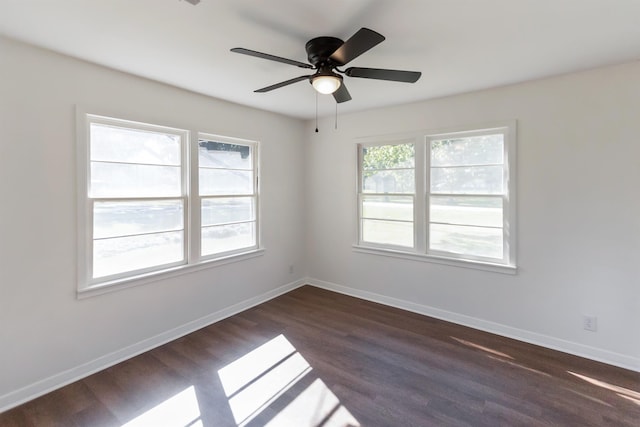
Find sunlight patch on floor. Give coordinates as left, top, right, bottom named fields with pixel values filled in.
left=486, top=355, right=552, bottom=377
left=450, top=336, right=514, bottom=360
left=265, top=379, right=360, bottom=427
left=568, top=371, right=640, bottom=405
left=227, top=352, right=312, bottom=425
left=618, top=393, right=640, bottom=407
left=561, top=387, right=613, bottom=408
left=218, top=334, right=312, bottom=426
left=218, top=334, right=298, bottom=397
left=452, top=335, right=555, bottom=379
left=121, top=386, right=202, bottom=427
left=218, top=334, right=360, bottom=427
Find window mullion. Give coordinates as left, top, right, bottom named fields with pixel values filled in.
left=181, top=130, right=190, bottom=266
left=356, top=145, right=365, bottom=246
left=188, top=131, right=200, bottom=264
left=86, top=198, right=95, bottom=285
left=414, top=138, right=426, bottom=252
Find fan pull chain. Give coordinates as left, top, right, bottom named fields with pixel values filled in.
left=335, top=102, right=338, bottom=130
left=315, top=92, right=319, bottom=133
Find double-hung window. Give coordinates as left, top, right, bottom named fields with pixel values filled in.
left=86, top=116, right=188, bottom=281
left=77, top=112, right=261, bottom=293
left=357, top=123, right=516, bottom=271
left=198, top=135, right=258, bottom=257
left=428, top=129, right=512, bottom=264
left=359, top=141, right=416, bottom=248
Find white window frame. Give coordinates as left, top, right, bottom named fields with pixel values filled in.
left=196, top=133, right=260, bottom=260
left=354, top=122, right=517, bottom=274
left=357, top=138, right=421, bottom=251
left=76, top=108, right=263, bottom=297
left=83, top=113, right=189, bottom=284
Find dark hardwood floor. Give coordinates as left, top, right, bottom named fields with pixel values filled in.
left=2, top=285, right=639, bottom=426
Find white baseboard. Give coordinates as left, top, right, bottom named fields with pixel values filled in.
left=307, top=277, right=640, bottom=373
left=0, top=279, right=306, bottom=413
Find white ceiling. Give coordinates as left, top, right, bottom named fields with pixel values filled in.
left=1, top=0, right=640, bottom=119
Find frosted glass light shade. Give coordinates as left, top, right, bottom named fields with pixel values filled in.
left=312, top=75, right=341, bottom=94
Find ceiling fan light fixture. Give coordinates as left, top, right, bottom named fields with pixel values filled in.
left=311, top=74, right=342, bottom=94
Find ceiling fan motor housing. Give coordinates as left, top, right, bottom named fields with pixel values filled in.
left=305, top=36, right=343, bottom=66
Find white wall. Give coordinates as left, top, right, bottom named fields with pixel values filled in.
left=305, top=61, right=640, bottom=370
left=0, top=36, right=307, bottom=408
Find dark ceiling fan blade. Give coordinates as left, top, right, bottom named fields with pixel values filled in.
left=333, top=83, right=352, bottom=103
left=329, top=28, right=385, bottom=66
left=231, top=47, right=314, bottom=69
left=254, top=75, right=312, bottom=92
left=345, top=67, right=421, bottom=83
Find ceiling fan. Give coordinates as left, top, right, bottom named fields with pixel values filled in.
left=231, top=28, right=421, bottom=103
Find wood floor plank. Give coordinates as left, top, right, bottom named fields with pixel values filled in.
left=2, top=285, right=639, bottom=426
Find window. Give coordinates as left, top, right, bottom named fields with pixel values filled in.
left=87, top=117, right=188, bottom=281
left=357, top=123, right=516, bottom=271
left=77, top=112, right=261, bottom=293
left=359, top=142, right=415, bottom=248
left=198, top=136, right=258, bottom=257
left=428, top=130, right=510, bottom=263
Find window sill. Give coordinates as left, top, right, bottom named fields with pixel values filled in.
left=352, top=245, right=517, bottom=275
left=77, top=248, right=265, bottom=299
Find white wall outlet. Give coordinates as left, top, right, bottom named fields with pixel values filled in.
left=289, top=265, right=294, bottom=274
left=583, top=315, right=597, bottom=332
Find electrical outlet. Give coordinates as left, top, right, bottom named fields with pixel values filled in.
left=583, top=315, right=597, bottom=332
left=289, top=265, right=294, bottom=274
